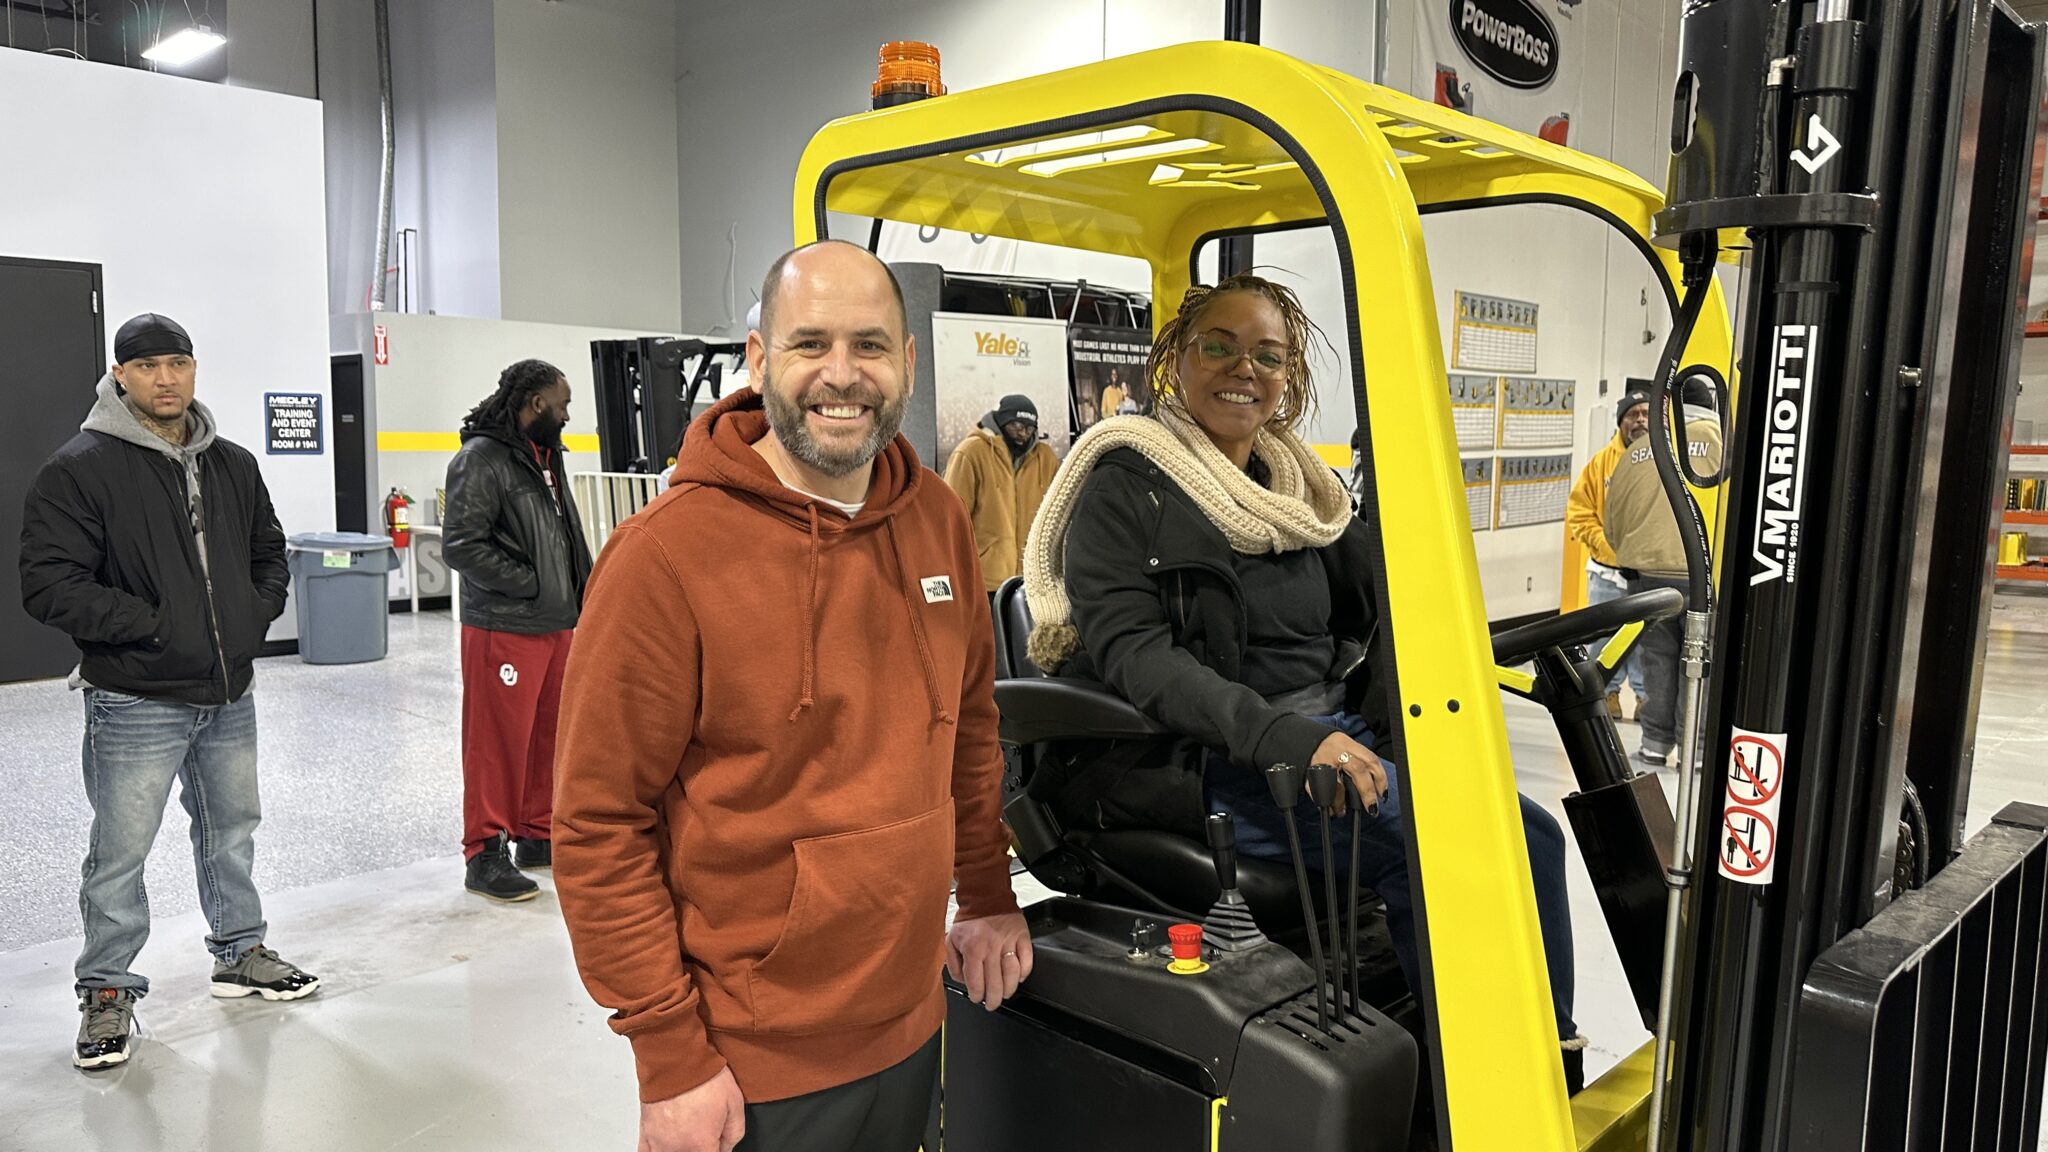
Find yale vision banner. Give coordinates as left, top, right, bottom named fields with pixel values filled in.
left=929, top=313, right=1073, bottom=466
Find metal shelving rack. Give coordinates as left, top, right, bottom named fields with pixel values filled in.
left=1999, top=443, right=2048, bottom=581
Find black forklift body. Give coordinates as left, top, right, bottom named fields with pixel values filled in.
left=1654, top=1, right=2048, bottom=1149
left=931, top=898, right=1419, bottom=1152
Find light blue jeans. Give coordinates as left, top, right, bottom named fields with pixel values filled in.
left=1586, top=570, right=1646, bottom=699
left=76, top=688, right=267, bottom=996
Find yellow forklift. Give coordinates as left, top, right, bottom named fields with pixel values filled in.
left=789, top=2, right=2048, bottom=1147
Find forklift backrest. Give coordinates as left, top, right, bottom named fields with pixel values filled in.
left=994, top=577, right=1042, bottom=681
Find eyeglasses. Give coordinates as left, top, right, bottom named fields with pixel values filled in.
left=1189, top=333, right=1292, bottom=379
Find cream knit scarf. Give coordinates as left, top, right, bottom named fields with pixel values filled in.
left=1022, top=409, right=1352, bottom=671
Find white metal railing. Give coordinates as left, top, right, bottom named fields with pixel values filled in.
left=572, top=471, right=665, bottom=555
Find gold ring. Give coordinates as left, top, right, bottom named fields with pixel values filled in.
left=1336, top=752, right=1352, bottom=764
left=1003, top=950, right=1018, bottom=959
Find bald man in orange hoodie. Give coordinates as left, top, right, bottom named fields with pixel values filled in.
left=553, top=241, right=1029, bottom=1152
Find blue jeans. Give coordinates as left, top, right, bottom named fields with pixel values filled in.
left=1203, top=712, right=1577, bottom=1040
left=1628, top=575, right=1691, bottom=752
left=76, top=688, right=267, bottom=996
left=1586, top=570, right=1646, bottom=699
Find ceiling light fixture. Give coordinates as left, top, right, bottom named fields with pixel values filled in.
left=967, top=125, right=1161, bottom=168
left=143, top=17, right=227, bottom=66
left=1019, top=138, right=1221, bottom=179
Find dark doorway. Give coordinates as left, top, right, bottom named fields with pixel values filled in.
left=0, top=256, right=107, bottom=684
left=332, top=354, right=368, bottom=533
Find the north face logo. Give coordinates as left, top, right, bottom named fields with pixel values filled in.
left=499, top=663, right=518, bottom=686
left=920, top=576, right=954, bottom=604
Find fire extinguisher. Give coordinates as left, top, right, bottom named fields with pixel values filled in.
left=384, top=487, right=413, bottom=549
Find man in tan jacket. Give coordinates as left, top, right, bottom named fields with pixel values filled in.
left=944, top=394, right=1059, bottom=594
left=1604, top=377, right=1722, bottom=769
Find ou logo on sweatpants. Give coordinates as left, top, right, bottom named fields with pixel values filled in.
left=499, top=663, right=519, bottom=687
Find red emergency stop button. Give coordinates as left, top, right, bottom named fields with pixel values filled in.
left=1167, top=923, right=1209, bottom=975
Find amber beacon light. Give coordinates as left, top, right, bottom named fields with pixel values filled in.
left=872, top=41, right=945, bottom=109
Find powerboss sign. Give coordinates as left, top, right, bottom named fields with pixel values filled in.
left=975, top=330, right=1033, bottom=364
left=1451, top=0, right=1558, bottom=89
left=1751, top=324, right=1817, bottom=586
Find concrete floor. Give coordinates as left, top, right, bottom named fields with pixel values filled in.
left=1, top=602, right=2045, bottom=1150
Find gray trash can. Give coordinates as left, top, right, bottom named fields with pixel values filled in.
left=287, top=532, right=398, bottom=664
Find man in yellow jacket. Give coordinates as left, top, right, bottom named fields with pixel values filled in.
left=1565, top=386, right=1651, bottom=719
left=1604, top=378, right=1724, bottom=768
left=945, top=394, right=1059, bottom=594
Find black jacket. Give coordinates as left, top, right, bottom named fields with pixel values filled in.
left=1059, top=448, right=1385, bottom=782
left=442, top=427, right=592, bottom=634
left=20, top=381, right=288, bottom=705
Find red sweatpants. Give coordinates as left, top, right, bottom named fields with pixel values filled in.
left=460, top=626, right=572, bottom=858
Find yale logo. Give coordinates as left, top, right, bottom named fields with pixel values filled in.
left=974, top=331, right=1031, bottom=361
left=921, top=576, right=955, bottom=604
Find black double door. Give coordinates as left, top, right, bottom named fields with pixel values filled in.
left=0, top=257, right=106, bottom=684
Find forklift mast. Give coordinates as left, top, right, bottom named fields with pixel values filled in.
left=1654, top=1, right=2048, bottom=1149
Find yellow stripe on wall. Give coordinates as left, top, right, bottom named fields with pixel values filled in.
left=378, top=432, right=601, bottom=454
left=1313, top=442, right=1350, bottom=469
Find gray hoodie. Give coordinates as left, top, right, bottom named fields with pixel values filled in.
left=82, top=372, right=221, bottom=579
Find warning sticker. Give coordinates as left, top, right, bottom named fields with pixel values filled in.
left=1720, top=807, right=1777, bottom=880
left=1718, top=727, right=1788, bottom=885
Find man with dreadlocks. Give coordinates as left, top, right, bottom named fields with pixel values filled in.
left=443, top=358, right=593, bottom=903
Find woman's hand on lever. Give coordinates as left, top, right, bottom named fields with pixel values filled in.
left=1311, top=731, right=1386, bottom=814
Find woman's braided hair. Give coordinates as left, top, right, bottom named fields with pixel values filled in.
left=462, top=358, right=563, bottom=435
left=1144, top=273, right=1326, bottom=434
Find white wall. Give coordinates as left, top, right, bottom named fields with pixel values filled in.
left=390, top=0, right=503, bottom=318
left=495, top=0, right=682, bottom=330
left=674, top=0, right=1377, bottom=334
left=0, top=50, right=334, bottom=639
left=315, top=0, right=679, bottom=330
left=225, top=0, right=317, bottom=98
left=317, top=0, right=383, bottom=321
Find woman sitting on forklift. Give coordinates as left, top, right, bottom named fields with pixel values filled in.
left=1021, top=273, right=1584, bottom=1088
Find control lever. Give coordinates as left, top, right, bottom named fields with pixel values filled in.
left=1342, top=775, right=1366, bottom=1017
left=1207, top=811, right=1238, bottom=891
left=1264, top=762, right=1328, bottom=1032
left=1307, top=764, right=1345, bottom=1020
left=1202, top=813, right=1268, bottom=953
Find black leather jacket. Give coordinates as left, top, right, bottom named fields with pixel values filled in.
left=442, top=428, right=592, bottom=634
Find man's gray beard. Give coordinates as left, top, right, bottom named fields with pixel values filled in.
left=759, top=370, right=907, bottom=478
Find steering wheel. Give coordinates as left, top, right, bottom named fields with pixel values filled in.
left=1491, top=587, right=1686, bottom=667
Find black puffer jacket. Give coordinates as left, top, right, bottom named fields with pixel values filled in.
left=442, top=428, right=592, bottom=634
left=20, top=377, right=288, bottom=705
left=1057, top=447, right=1386, bottom=782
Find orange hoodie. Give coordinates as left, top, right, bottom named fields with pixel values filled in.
left=553, top=389, right=1017, bottom=1105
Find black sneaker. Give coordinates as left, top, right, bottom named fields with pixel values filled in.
left=211, top=945, right=321, bottom=1001
left=512, top=837, right=551, bottom=870
left=466, top=835, right=539, bottom=903
left=75, top=987, right=137, bottom=1069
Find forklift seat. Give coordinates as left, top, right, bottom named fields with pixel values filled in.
left=991, top=577, right=1339, bottom=936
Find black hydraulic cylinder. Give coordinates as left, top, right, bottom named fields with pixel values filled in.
left=1681, top=12, right=1872, bottom=1151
